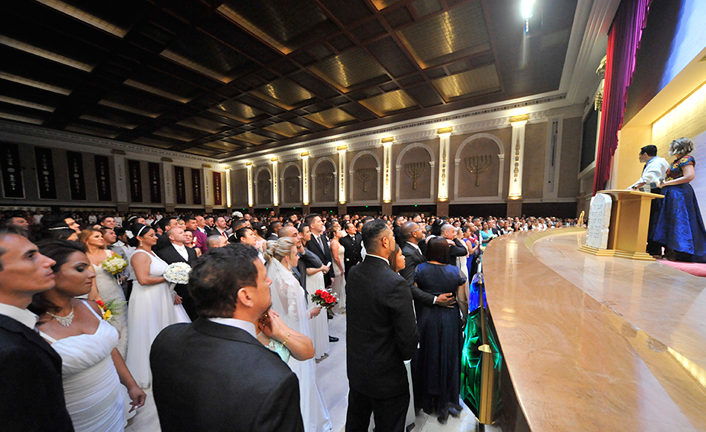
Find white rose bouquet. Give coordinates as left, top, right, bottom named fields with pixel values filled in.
left=163, top=262, right=192, bottom=288
left=101, top=255, right=128, bottom=276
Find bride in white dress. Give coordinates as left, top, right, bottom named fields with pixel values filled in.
left=32, top=239, right=145, bottom=432
left=126, top=224, right=190, bottom=389
left=329, top=228, right=346, bottom=315
left=81, top=229, right=128, bottom=358
left=266, top=237, right=332, bottom=432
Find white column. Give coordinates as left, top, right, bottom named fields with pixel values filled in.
left=301, top=152, right=310, bottom=206
left=437, top=127, right=452, bottom=201
left=338, top=145, right=347, bottom=204
left=246, top=162, right=254, bottom=207
left=162, top=159, right=174, bottom=205
left=382, top=138, right=393, bottom=203
left=271, top=157, right=279, bottom=207
left=225, top=166, right=232, bottom=208
left=113, top=154, right=128, bottom=203
left=508, top=115, right=529, bottom=199
left=203, top=164, right=214, bottom=207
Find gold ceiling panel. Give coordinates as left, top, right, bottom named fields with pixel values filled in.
left=0, top=112, right=43, bottom=125
left=65, top=124, right=118, bottom=139
left=308, top=47, right=388, bottom=92
left=209, top=100, right=262, bottom=122
left=358, top=90, right=417, bottom=117
left=304, top=108, right=356, bottom=128
left=123, top=80, right=192, bottom=103
left=250, top=78, right=315, bottom=110
left=0, top=36, right=94, bottom=72
left=35, top=0, right=128, bottom=38
left=184, top=147, right=221, bottom=157
left=264, top=121, right=309, bottom=138
left=133, top=137, right=174, bottom=149
left=234, top=131, right=270, bottom=145
left=177, top=117, right=228, bottom=133
left=370, top=0, right=402, bottom=10
left=0, top=72, right=71, bottom=95
left=0, top=96, right=55, bottom=112
left=397, top=1, right=491, bottom=68
left=153, top=127, right=200, bottom=142
left=79, top=114, right=137, bottom=129
left=203, top=141, right=241, bottom=151
left=432, top=64, right=501, bottom=101
left=161, top=50, right=231, bottom=83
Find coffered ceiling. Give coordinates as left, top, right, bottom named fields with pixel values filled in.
left=0, top=0, right=578, bottom=159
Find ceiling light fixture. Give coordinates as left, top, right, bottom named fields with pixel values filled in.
left=521, top=0, right=535, bottom=20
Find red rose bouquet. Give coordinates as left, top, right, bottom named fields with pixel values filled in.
left=311, top=289, right=338, bottom=310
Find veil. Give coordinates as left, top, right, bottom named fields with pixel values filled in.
left=266, top=257, right=313, bottom=339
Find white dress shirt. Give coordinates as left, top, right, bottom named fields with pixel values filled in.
left=630, top=156, right=670, bottom=191
left=0, top=303, right=38, bottom=329
left=208, top=317, right=257, bottom=338
left=172, top=243, right=189, bottom=261
left=365, top=253, right=389, bottom=265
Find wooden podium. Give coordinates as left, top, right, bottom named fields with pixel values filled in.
left=579, top=189, right=663, bottom=260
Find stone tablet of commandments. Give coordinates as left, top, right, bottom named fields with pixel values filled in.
left=586, top=193, right=612, bottom=249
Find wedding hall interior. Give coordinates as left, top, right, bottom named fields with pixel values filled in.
left=1, top=0, right=706, bottom=431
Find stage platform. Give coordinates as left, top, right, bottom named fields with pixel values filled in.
left=483, top=229, right=706, bottom=432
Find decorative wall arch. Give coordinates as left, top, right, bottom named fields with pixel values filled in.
left=454, top=133, right=505, bottom=201
left=311, top=157, right=337, bottom=204
left=395, top=142, right=436, bottom=203
left=280, top=162, right=302, bottom=204
left=349, top=150, right=381, bottom=203
left=254, top=166, right=272, bottom=206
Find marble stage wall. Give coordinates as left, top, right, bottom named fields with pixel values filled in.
left=483, top=229, right=706, bottom=431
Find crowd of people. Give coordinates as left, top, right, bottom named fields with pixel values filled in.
left=0, top=207, right=578, bottom=432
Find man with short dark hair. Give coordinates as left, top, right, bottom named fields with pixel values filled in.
left=213, top=216, right=230, bottom=238
left=100, top=215, right=116, bottom=230
left=267, top=221, right=282, bottom=241
left=339, top=221, right=362, bottom=278
left=0, top=227, right=74, bottom=431
left=629, top=144, right=669, bottom=255
left=153, top=217, right=178, bottom=251
left=156, top=227, right=198, bottom=321
left=151, top=245, right=304, bottom=432
left=346, top=220, right=419, bottom=431
left=3, top=212, right=29, bottom=236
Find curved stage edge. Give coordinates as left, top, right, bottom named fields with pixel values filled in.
left=483, top=229, right=706, bottom=432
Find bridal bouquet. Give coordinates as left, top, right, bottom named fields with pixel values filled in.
left=95, top=299, right=124, bottom=322
left=311, top=289, right=338, bottom=310
left=164, top=262, right=192, bottom=286
left=101, top=255, right=127, bottom=276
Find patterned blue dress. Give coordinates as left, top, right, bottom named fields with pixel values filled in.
left=652, top=155, right=706, bottom=257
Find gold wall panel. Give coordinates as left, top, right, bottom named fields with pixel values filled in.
left=432, top=64, right=500, bottom=101
left=397, top=1, right=491, bottom=68
left=359, top=90, right=417, bottom=116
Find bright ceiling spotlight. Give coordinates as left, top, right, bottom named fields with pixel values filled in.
left=521, top=0, right=535, bottom=20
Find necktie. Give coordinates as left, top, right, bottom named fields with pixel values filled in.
left=318, top=235, right=324, bottom=251
left=222, top=230, right=227, bottom=238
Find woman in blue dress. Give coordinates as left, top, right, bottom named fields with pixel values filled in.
left=412, top=237, right=467, bottom=424
left=653, top=137, right=706, bottom=261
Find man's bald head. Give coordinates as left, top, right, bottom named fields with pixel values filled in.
left=400, top=221, right=418, bottom=241
left=278, top=225, right=298, bottom=239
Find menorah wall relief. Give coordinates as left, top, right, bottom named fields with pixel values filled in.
left=284, top=176, right=298, bottom=197
left=404, top=161, right=427, bottom=190
left=355, top=168, right=376, bottom=192
left=465, top=154, right=493, bottom=187
left=257, top=180, right=270, bottom=201
left=316, top=173, right=334, bottom=195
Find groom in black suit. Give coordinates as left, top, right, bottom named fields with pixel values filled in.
left=305, top=214, right=335, bottom=288
left=346, top=219, right=419, bottom=432
left=151, top=244, right=304, bottom=432
left=156, top=227, right=198, bottom=321
left=339, top=221, right=362, bottom=278
left=0, top=227, right=74, bottom=431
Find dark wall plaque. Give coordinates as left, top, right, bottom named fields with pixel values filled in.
left=34, top=147, right=56, bottom=199
left=174, top=166, right=186, bottom=204
left=192, top=169, right=202, bottom=205
left=0, top=142, right=24, bottom=199
left=148, top=162, right=161, bottom=203
left=66, top=151, right=86, bottom=200
left=213, top=171, right=222, bottom=206
left=128, top=160, right=142, bottom=202
left=95, top=155, right=112, bottom=201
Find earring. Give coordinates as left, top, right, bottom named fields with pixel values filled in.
left=139, top=241, right=143, bottom=247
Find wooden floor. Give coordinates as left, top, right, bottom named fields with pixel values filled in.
left=127, top=314, right=499, bottom=432
left=483, top=229, right=706, bottom=432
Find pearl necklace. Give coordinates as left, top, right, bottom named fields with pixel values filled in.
left=47, top=305, right=75, bottom=327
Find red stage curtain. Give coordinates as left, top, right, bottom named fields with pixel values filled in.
left=592, top=0, right=652, bottom=194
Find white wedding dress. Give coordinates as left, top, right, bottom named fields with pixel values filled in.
left=331, top=242, right=346, bottom=315
left=126, top=249, right=190, bottom=388
left=40, top=301, right=127, bottom=432
left=93, top=250, right=128, bottom=358
left=268, top=259, right=332, bottom=432
left=305, top=270, right=330, bottom=360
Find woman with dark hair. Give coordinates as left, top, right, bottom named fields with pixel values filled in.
left=31, top=240, right=145, bottom=431
left=79, top=229, right=128, bottom=357
left=125, top=223, right=190, bottom=389
left=413, top=237, right=466, bottom=424
left=653, top=137, right=706, bottom=260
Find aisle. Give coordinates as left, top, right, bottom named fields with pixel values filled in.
left=128, top=314, right=498, bottom=432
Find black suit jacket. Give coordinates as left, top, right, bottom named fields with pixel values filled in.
left=339, top=233, right=362, bottom=277
left=400, top=243, right=436, bottom=307
left=296, top=249, right=322, bottom=295
left=448, top=238, right=468, bottom=266
left=346, top=257, right=419, bottom=399
left=306, top=235, right=334, bottom=287
left=153, top=231, right=172, bottom=251
left=151, top=318, right=304, bottom=432
left=156, top=244, right=198, bottom=321
left=0, top=314, right=74, bottom=432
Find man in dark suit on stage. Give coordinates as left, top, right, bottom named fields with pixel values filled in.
left=399, top=222, right=456, bottom=313
left=151, top=244, right=304, bottom=432
left=346, top=219, right=419, bottom=432
left=339, top=221, right=362, bottom=278
left=0, top=227, right=74, bottom=431
left=156, top=227, right=198, bottom=321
